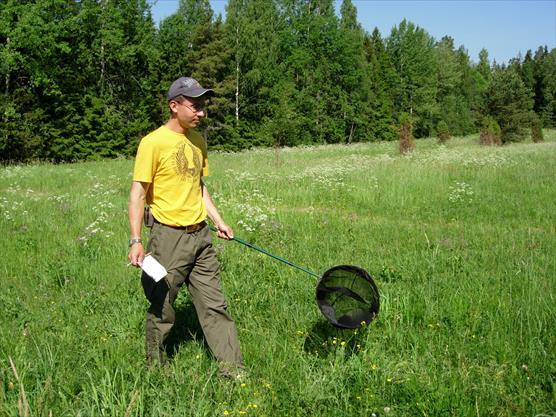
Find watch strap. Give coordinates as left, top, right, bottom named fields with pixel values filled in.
left=128, top=238, right=143, bottom=246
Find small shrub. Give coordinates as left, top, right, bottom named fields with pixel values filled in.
left=437, top=120, right=450, bottom=144
left=479, top=116, right=502, bottom=146
left=531, top=114, right=544, bottom=143
left=399, top=112, right=415, bottom=154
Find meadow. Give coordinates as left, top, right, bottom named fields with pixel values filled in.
left=0, top=132, right=555, bottom=416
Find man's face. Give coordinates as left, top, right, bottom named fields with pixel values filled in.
left=170, top=96, right=206, bottom=129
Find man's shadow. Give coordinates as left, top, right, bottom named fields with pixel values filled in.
left=165, top=298, right=209, bottom=359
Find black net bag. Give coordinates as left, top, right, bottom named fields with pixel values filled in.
left=316, top=265, right=380, bottom=329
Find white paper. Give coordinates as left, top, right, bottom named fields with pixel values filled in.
left=141, top=255, right=167, bottom=282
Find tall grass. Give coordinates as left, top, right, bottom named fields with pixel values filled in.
left=1, top=132, right=555, bottom=416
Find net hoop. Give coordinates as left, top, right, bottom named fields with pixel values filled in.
left=316, top=265, right=380, bottom=329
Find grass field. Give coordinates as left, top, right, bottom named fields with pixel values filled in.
left=1, top=132, right=555, bottom=416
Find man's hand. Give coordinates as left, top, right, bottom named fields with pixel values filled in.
left=216, top=223, right=234, bottom=240
left=128, top=242, right=145, bottom=267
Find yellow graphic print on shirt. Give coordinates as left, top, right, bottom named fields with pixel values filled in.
left=174, top=140, right=202, bottom=181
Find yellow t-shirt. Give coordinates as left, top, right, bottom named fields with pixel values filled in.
left=133, top=125, right=209, bottom=227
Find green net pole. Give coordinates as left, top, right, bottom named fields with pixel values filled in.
left=209, top=225, right=320, bottom=278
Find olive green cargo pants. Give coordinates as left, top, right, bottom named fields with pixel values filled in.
left=141, top=222, right=243, bottom=368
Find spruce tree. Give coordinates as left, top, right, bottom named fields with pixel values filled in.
left=533, top=46, right=556, bottom=127
left=398, top=112, right=415, bottom=154
left=455, top=46, right=480, bottom=134
left=278, top=0, right=368, bottom=145
left=363, top=28, right=397, bottom=141
left=477, top=48, right=491, bottom=82
left=158, top=0, right=214, bottom=87
left=479, top=116, right=501, bottom=146
left=434, top=36, right=466, bottom=135
left=436, top=120, right=450, bottom=144
left=486, top=68, right=533, bottom=143
left=337, top=0, right=369, bottom=143
left=387, top=19, right=437, bottom=137
left=521, top=50, right=535, bottom=94
left=340, top=0, right=360, bottom=32
left=225, top=0, right=285, bottom=146
left=531, top=113, right=544, bottom=142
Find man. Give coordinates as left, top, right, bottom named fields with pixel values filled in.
left=127, top=76, right=244, bottom=379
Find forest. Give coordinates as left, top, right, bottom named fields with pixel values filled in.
left=1, top=0, right=555, bottom=162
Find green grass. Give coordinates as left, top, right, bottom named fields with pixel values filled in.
left=1, top=132, right=555, bottom=416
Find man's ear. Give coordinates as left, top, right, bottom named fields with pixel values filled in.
left=168, top=100, right=178, bottom=113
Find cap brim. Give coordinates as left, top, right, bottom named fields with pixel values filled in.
left=183, top=87, right=215, bottom=98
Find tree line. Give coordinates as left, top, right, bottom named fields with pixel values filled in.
left=1, top=0, right=555, bottom=162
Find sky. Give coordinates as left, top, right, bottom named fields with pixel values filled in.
left=148, top=0, right=556, bottom=64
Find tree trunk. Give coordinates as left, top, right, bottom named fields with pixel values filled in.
left=4, top=37, right=9, bottom=97
left=100, top=44, right=106, bottom=89
left=348, top=123, right=355, bottom=144
left=99, top=0, right=106, bottom=92
left=235, top=60, right=239, bottom=125
left=235, top=26, right=239, bottom=126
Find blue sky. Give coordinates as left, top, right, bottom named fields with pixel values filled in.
left=148, top=0, right=556, bottom=64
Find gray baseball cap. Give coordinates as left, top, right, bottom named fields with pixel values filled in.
left=167, top=77, right=214, bottom=100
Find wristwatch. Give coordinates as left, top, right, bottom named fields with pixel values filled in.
left=128, top=238, right=142, bottom=247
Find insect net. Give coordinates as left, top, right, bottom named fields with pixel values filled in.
left=316, top=265, right=380, bottom=329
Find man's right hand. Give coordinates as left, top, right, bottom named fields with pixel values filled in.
left=128, top=243, right=145, bottom=267
left=128, top=181, right=149, bottom=268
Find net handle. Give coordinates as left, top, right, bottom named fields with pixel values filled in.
left=209, top=225, right=320, bottom=278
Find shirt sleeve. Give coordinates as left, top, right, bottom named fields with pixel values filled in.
left=200, top=136, right=210, bottom=177
left=133, top=138, right=158, bottom=183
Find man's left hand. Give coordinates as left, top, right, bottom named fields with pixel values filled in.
left=216, top=223, right=234, bottom=240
